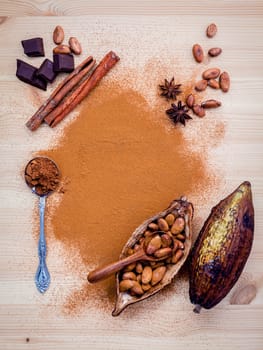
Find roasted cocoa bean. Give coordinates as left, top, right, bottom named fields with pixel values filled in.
left=151, top=266, right=167, bottom=285
left=219, top=71, right=230, bottom=92
left=165, top=213, right=175, bottom=226
left=174, top=239, right=185, bottom=250
left=171, top=249, right=184, bottom=264
left=148, top=223, right=159, bottom=231
left=137, top=274, right=142, bottom=284
left=53, top=25, right=64, bottom=44
left=142, top=266, right=153, bottom=284
left=195, top=80, right=208, bottom=92
left=69, top=37, right=82, bottom=55
left=208, top=79, right=220, bottom=89
left=202, top=68, right=220, bottom=80
left=130, top=282, right=144, bottom=295
left=192, top=44, right=204, bottom=63
left=206, top=23, right=217, bottom=38
left=157, top=218, right=169, bottom=232
left=176, top=233, right=185, bottom=241
left=124, top=262, right=136, bottom=272
left=135, top=262, right=143, bottom=274
left=119, top=279, right=136, bottom=292
left=192, top=104, right=206, bottom=118
left=201, top=99, right=221, bottom=108
left=154, top=247, right=173, bottom=258
left=122, top=272, right=137, bottom=280
left=186, top=94, right=195, bottom=108
left=208, top=47, right=222, bottom=57
left=171, top=217, right=185, bottom=234
left=161, top=233, right=172, bottom=247
left=146, top=235, right=162, bottom=255
left=142, top=283, right=152, bottom=292
left=53, top=45, right=71, bottom=54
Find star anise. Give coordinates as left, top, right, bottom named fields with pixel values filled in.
left=166, top=101, right=192, bottom=126
left=159, top=77, right=182, bottom=100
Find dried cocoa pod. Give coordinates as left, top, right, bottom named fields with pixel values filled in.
left=189, top=181, right=254, bottom=312
left=113, top=198, right=194, bottom=316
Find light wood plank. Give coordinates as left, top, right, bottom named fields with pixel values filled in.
left=0, top=0, right=263, bottom=16
left=0, top=13, right=263, bottom=350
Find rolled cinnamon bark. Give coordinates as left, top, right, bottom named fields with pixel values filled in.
left=26, top=56, right=94, bottom=131
left=45, top=51, right=120, bottom=128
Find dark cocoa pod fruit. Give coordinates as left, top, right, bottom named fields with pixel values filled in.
left=189, top=181, right=254, bottom=312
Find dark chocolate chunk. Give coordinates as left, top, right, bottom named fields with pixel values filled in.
left=53, top=53, right=74, bottom=73
left=36, top=59, right=57, bottom=83
left=16, top=59, right=47, bottom=90
left=21, top=37, right=45, bottom=57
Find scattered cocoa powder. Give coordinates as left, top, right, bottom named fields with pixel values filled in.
left=25, top=156, right=60, bottom=196
left=40, top=80, right=224, bottom=314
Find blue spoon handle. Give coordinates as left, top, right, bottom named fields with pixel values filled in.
left=35, top=195, right=50, bottom=293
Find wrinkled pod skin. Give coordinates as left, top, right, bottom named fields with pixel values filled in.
left=189, top=181, right=254, bottom=312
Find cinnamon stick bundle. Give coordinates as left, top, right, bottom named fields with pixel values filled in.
left=45, top=51, right=120, bottom=128
left=26, top=51, right=120, bottom=130
left=26, top=56, right=95, bottom=131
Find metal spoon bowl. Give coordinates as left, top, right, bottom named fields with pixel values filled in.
left=25, top=156, right=60, bottom=293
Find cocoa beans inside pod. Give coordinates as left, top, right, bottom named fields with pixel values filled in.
left=112, top=198, right=194, bottom=316
left=189, top=181, right=254, bottom=313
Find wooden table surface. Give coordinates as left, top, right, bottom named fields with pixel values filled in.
left=0, top=2, right=263, bottom=350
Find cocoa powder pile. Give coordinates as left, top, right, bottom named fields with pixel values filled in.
left=25, top=157, right=60, bottom=196
left=41, top=80, right=224, bottom=314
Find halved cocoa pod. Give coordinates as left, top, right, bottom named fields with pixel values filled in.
left=112, top=197, right=193, bottom=316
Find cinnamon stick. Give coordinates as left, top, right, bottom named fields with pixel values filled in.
left=45, top=51, right=120, bottom=128
left=26, top=56, right=94, bottom=131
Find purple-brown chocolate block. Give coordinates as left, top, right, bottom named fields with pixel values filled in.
left=36, top=59, right=57, bottom=83
left=16, top=59, right=47, bottom=90
left=21, top=37, right=45, bottom=57
left=53, top=53, right=74, bottom=72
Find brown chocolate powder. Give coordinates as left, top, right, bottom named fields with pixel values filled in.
left=25, top=156, right=60, bottom=196
left=42, top=80, right=224, bottom=314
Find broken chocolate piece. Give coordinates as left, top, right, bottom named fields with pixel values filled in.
left=16, top=59, right=47, bottom=90
left=53, top=53, right=74, bottom=73
left=36, top=59, right=57, bottom=83
left=21, top=37, right=45, bottom=57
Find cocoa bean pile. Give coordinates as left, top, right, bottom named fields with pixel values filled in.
left=119, top=214, right=186, bottom=296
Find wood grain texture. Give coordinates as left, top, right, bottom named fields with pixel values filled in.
left=0, top=9, right=263, bottom=350
left=0, top=0, right=263, bottom=16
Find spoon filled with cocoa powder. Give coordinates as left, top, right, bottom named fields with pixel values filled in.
left=25, top=156, right=60, bottom=293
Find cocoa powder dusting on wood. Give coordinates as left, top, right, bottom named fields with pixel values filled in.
left=42, top=81, right=224, bottom=314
